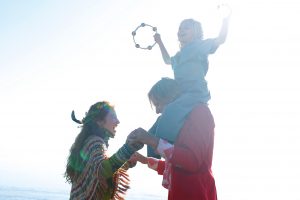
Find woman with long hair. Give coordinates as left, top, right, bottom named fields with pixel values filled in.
left=65, top=101, right=142, bottom=200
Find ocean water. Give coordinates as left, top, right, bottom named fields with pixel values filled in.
left=0, top=186, right=166, bottom=200
left=0, top=186, right=68, bottom=200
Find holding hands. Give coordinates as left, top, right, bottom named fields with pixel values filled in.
left=127, top=128, right=159, bottom=150
left=125, top=128, right=158, bottom=168
left=127, top=128, right=149, bottom=144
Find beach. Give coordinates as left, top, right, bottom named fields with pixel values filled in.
left=0, top=185, right=166, bottom=200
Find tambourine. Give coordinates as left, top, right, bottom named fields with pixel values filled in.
left=132, top=23, right=157, bottom=50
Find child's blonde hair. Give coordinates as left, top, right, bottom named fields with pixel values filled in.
left=181, top=18, right=203, bottom=40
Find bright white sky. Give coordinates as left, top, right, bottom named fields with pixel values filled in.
left=1, top=0, right=300, bottom=199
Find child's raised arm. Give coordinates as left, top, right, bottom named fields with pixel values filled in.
left=215, top=12, right=231, bottom=45
left=154, top=33, right=171, bottom=65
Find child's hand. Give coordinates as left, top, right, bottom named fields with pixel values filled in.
left=154, top=33, right=163, bottom=44
left=218, top=3, right=232, bottom=19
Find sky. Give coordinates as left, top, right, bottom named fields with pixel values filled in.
left=0, top=0, right=300, bottom=199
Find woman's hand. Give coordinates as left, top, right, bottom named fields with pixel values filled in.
left=127, top=128, right=159, bottom=149
left=126, top=128, right=146, bottom=151
left=127, top=128, right=148, bottom=144
left=129, top=152, right=148, bottom=165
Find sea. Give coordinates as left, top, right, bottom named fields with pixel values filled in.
left=0, top=186, right=166, bottom=200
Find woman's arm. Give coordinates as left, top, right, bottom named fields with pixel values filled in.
left=128, top=127, right=209, bottom=173
left=100, top=143, right=136, bottom=178
left=129, top=152, right=166, bottom=175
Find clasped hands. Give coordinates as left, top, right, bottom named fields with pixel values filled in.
left=127, top=128, right=159, bottom=151
left=126, top=128, right=158, bottom=167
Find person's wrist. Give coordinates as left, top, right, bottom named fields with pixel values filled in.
left=130, top=142, right=144, bottom=151
left=123, top=143, right=135, bottom=156
left=147, top=135, right=159, bottom=149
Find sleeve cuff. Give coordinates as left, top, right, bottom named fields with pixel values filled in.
left=147, top=157, right=159, bottom=170
left=156, top=139, right=174, bottom=159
